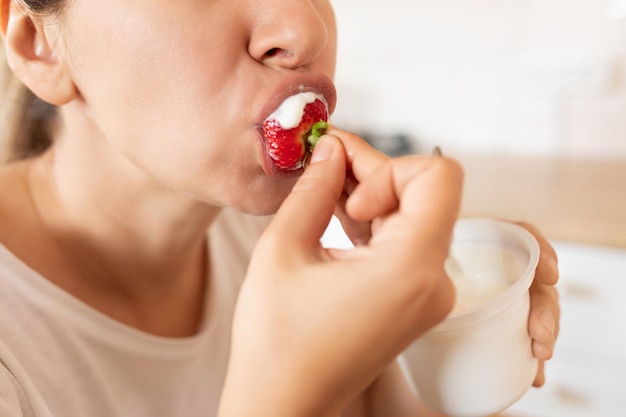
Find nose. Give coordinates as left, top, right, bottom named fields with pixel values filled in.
left=248, top=1, right=331, bottom=69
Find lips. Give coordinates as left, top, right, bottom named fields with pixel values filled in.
left=257, top=73, right=336, bottom=128
left=257, top=74, right=336, bottom=174
left=263, top=94, right=329, bottom=171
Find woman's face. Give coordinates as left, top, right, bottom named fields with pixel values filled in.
left=59, top=0, right=337, bottom=214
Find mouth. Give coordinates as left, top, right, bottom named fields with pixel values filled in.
left=261, top=91, right=330, bottom=172
left=255, top=74, right=336, bottom=175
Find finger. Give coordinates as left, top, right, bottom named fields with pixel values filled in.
left=266, top=135, right=346, bottom=249
left=533, top=361, right=546, bottom=387
left=346, top=156, right=464, bottom=225
left=340, top=157, right=463, bottom=273
left=333, top=206, right=372, bottom=246
left=323, top=127, right=387, bottom=246
left=326, top=126, right=389, bottom=181
left=333, top=172, right=372, bottom=246
left=516, top=222, right=559, bottom=286
left=323, top=127, right=388, bottom=245
left=528, top=284, right=559, bottom=360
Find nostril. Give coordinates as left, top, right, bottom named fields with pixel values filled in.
left=265, top=48, right=280, bottom=57
left=263, top=48, right=293, bottom=60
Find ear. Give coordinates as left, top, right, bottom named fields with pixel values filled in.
left=2, top=1, right=76, bottom=106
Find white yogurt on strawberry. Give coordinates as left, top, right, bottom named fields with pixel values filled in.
left=446, top=242, right=525, bottom=314
left=268, top=92, right=326, bottom=129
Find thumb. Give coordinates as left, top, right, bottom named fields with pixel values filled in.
left=268, top=135, right=346, bottom=249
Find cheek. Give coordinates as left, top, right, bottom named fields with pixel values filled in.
left=62, top=3, right=255, bottom=181
left=58, top=1, right=336, bottom=211
left=63, top=2, right=243, bottom=134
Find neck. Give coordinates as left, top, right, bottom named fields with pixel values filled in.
left=24, top=104, right=222, bottom=337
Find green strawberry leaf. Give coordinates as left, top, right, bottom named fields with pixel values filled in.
left=306, top=121, right=328, bottom=149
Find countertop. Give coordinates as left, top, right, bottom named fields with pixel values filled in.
left=457, top=156, right=626, bottom=248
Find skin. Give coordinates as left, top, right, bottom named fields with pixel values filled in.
left=0, top=0, right=559, bottom=416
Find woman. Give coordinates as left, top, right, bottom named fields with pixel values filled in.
left=0, top=1, right=559, bottom=416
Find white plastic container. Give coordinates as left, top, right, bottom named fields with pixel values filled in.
left=400, top=219, right=541, bottom=417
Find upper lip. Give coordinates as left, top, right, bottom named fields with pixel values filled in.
left=257, top=72, right=337, bottom=125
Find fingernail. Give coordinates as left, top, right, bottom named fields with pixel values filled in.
left=539, top=310, right=555, bottom=335
left=310, top=136, right=334, bottom=164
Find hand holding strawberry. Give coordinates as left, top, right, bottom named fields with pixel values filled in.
left=219, top=130, right=464, bottom=417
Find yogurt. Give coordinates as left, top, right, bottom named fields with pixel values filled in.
left=446, top=243, right=525, bottom=314
left=268, top=92, right=326, bottom=129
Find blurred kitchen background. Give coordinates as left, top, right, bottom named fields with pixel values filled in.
left=327, top=0, right=626, bottom=416
left=333, top=0, right=626, bottom=158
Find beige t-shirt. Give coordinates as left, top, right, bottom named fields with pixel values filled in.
left=0, top=209, right=271, bottom=417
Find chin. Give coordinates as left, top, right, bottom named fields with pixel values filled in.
left=235, top=198, right=283, bottom=216
left=227, top=177, right=297, bottom=216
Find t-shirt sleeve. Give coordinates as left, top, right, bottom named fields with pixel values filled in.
left=0, top=364, right=32, bottom=417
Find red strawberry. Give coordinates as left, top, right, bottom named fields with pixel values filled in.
left=263, top=97, right=329, bottom=171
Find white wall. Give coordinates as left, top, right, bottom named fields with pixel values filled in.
left=332, top=0, right=626, bottom=157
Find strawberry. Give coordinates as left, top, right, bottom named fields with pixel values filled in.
left=263, top=96, right=329, bottom=171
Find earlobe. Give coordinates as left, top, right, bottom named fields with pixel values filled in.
left=3, top=2, right=76, bottom=106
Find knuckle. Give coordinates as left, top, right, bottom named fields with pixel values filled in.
left=432, top=156, right=465, bottom=182
left=444, top=157, right=465, bottom=180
